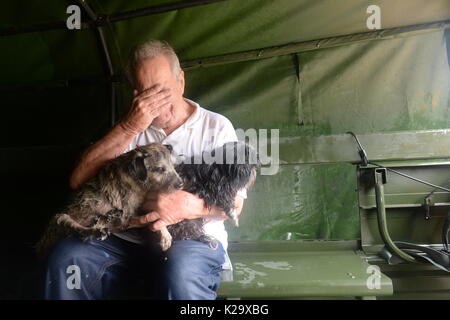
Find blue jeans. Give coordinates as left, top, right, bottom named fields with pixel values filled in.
left=42, top=235, right=225, bottom=300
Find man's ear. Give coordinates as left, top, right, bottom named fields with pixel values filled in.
left=178, top=70, right=185, bottom=96
left=127, top=155, right=148, bottom=182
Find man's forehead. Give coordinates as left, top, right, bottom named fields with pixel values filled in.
left=136, top=56, right=174, bottom=86
left=140, top=55, right=172, bottom=73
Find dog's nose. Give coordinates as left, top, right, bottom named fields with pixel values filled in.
left=163, top=144, right=173, bottom=152
left=176, top=179, right=184, bottom=189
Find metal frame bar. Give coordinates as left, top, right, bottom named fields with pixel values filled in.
left=3, top=18, right=449, bottom=90
left=76, top=0, right=117, bottom=126
left=0, top=0, right=227, bottom=126
left=0, top=0, right=226, bottom=37
left=182, top=20, right=450, bottom=70
left=108, top=0, right=226, bottom=23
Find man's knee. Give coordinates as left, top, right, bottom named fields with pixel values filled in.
left=162, top=240, right=225, bottom=300
left=46, top=237, right=93, bottom=268
left=43, top=236, right=131, bottom=299
left=165, top=240, right=223, bottom=271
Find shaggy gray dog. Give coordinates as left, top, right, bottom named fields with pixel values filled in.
left=36, top=143, right=182, bottom=258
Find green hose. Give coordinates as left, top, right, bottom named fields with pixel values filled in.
left=374, top=170, right=416, bottom=263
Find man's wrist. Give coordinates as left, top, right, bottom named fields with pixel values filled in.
left=177, top=190, right=216, bottom=219
left=117, top=121, right=140, bottom=137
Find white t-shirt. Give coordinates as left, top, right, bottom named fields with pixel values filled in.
left=114, top=98, right=244, bottom=270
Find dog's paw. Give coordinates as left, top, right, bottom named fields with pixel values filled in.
left=158, top=227, right=173, bottom=251
left=100, top=228, right=110, bottom=240
left=159, top=237, right=172, bottom=251
left=92, top=228, right=109, bottom=241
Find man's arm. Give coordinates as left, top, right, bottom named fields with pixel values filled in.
left=130, top=190, right=245, bottom=231
left=69, top=124, right=135, bottom=190
left=69, top=85, right=172, bottom=190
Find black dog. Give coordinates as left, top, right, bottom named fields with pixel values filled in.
left=166, top=141, right=260, bottom=244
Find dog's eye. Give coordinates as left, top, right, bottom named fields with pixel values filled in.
left=152, top=167, right=166, bottom=173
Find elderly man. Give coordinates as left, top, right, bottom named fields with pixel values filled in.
left=43, top=40, right=246, bottom=300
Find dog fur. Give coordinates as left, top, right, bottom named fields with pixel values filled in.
left=166, top=141, right=260, bottom=244
left=36, top=143, right=182, bottom=258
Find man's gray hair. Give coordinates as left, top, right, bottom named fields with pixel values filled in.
left=126, top=39, right=182, bottom=86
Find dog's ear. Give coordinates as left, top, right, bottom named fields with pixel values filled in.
left=163, top=144, right=173, bottom=153
left=127, top=154, right=148, bottom=182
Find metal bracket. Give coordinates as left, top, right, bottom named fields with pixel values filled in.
left=347, top=132, right=369, bottom=166
left=423, top=197, right=432, bottom=220
left=422, top=179, right=450, bottom=220
left=375, top=168, right=387, bottom=184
